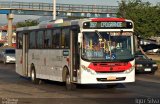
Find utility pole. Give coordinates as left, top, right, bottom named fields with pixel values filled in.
left=53, top=0, right=56, bottom=20
left=10, top=0, right=12, bottom=8
left=7, top=14, right=14, bottom=47
left=7, top=0, right=14, bottom=47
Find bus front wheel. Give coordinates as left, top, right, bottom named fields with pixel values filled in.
left=65, top=73, right=76, bottom=90
left=31, top=68, right=39, bottom=84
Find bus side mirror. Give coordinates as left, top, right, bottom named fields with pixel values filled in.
left=120, top=30, right=123, bottom=36
left=78, top=33, right=82, bottom=43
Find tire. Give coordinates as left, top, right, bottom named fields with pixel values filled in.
left=30, top=68, right=39, bottom=84
left=3, top=60, right=6, bottom=64
left=3, top=58, right=6, bottom=64
left=150, top=71, right=155, bottom=75
left=65, top=73, right=76, bottom=90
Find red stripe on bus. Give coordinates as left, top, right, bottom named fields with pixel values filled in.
left=91, top=18, right=125, bottom=22
left=88, top=62, right=132, bottom=72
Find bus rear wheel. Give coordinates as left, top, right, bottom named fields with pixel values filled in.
left=65, top=73, right=76, bottom=90
left=31, top=68, right=39, bottom=84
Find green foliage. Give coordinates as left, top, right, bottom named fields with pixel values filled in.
left=16, top=19, right=39, bottom=28
left=117, top=0, right=160, bottom=38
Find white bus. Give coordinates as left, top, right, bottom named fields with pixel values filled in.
left=16, top=18, right=135, bottom=90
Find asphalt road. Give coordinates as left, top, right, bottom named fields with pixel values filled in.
left=0, top=63, right=160, bottom=104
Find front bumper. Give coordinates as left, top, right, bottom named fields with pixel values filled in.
left=135, top=67, right=158, bottom=73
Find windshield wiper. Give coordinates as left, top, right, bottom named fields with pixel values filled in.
left=95, top=30, right=113, bottom=59
left=95, top=30, right=102, bottom=39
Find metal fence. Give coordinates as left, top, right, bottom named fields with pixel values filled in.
left=0, top=1, right=118, bottom=13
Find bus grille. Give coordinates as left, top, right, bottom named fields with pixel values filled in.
left=96, top=71, right=125, bottom=73
left=97, top=77, right=126, bottom=81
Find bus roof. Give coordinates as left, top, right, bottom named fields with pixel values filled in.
left=16, top=18, right=132, bottom=32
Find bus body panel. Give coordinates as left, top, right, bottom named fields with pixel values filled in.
left=16, top=18, right=135, bottom=86
left=79, top=69, right=135, bottom=84
left=76, top=59, right=135, bottom=84
left=16, top=49, right=23, bottom=76
left=27, top=49, right=70, bottom=82
left=16, top=49, right=70, bottom=82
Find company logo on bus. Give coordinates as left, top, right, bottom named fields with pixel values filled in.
left=110, top=67, right=113, bottom=71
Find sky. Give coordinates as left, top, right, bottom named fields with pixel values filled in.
left=7, top=0, right=160, bottom=6
left=0, top=0, right=159, bottom=24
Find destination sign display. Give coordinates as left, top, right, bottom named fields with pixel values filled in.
left=109, top=32, right=133, bottom=36
left=83, top=21, right=133, bottom=29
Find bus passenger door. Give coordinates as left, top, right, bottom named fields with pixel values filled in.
left=70, top=29, right=80, bottom=82
left=22, top=33, right=29, bottom=77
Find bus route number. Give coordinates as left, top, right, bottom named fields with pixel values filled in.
left=90, top=22, right=97, bottom=28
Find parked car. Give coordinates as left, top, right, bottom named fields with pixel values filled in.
left=0, top=48, right=16, bottom=64
left=135, top=51, right=158, bottom=74
left=147, top=48, right=159, bottom=53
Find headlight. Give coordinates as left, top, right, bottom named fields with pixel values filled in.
left=90, top=69, right=96, bottom=75
left=81, top=65, right=96, bottom=75
left=124, top=66, right=134, bottom=73
left=153, top=64, right=158, bottom=67
left=136, top=64, right=143, bottom=67
left=6, top=56, right=10, bottom=59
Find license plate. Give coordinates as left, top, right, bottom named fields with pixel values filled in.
left=107, top=76, right=116, bottom=80
left=145, top=68, right=151, bottom=71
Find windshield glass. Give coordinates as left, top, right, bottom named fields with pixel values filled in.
left=5, top=49, right=15, bottom=54
left=82, top=32, right=133, bottom=61
left=135, top=55, right=148, bottom=60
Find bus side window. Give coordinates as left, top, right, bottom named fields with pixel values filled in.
left=53, top=29, right=61, bottom=49
left=17, top=32, right=23, bottom=49
left=61, top=28, right=65, bottom=48
left=62, top=28, right=70, bottom=49
left=29, top=31, right=36, bottom=49
left=44, top=30, right=52, bottom=48
left=52, top=29, right=56, bottom=48
left=44, top=39, right=49, bottom=48
left=36, top=31, right=44, bottom=49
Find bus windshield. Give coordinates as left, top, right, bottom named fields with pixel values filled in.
left=82, top=32, right=134, bottom=61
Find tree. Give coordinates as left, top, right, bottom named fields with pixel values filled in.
left=117, top=0, right=160, bottom=38
left=16, top=19, right=39, bottom=28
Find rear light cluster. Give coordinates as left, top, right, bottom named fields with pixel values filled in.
left=152, top=64, right=158, bottom=67
left=81, top=65, right=96, bottom=75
